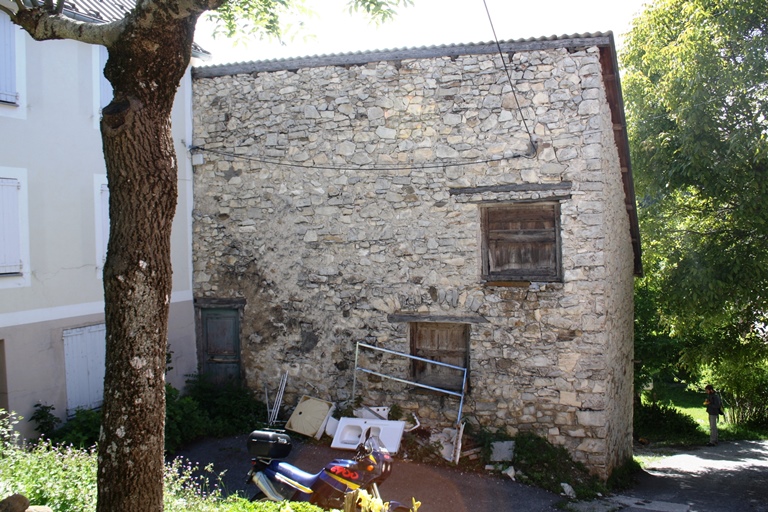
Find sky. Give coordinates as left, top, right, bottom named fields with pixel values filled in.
left=195, top=0, right=651, bottom=66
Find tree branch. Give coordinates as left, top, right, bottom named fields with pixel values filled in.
left=12, top=7, right=127, bottom=46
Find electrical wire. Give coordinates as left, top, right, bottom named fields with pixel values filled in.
left=190, top=145, right=534, bottom=172
left=481, top=0, right=537, bottom=155
left=190, top=1, right=603, bottom=173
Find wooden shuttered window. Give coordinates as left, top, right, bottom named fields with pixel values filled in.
left=410, top=322, right=469, bottom=392
left=481, top=202, right=562, bottom=282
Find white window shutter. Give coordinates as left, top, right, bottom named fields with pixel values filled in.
left=100, top=183, right=109, bottom=265
left=64, top=324, right=107, bottom=415
left=0, top=177, right=21, bottom=274
left=0, top=13, right=17, bottom=104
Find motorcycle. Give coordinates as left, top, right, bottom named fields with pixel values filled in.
left=245, top=427, right=410, bottom=511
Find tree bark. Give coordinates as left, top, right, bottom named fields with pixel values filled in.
left=96, top=9, right=197, bottom=512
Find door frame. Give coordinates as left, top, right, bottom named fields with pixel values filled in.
left=194, top=297, right=246, bottom=381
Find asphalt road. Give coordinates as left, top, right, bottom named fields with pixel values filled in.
left=172, top=436, right=768, bottom=512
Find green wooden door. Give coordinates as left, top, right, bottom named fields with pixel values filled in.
left=201, top=308, right=241, bottom=385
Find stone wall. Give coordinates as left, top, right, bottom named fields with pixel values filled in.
left=191, top=42, right=635, bottom=477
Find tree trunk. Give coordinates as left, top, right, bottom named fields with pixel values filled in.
left=96, top=12, right=197, bottom=512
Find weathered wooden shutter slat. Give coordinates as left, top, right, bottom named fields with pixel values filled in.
left=489, top=230, right=556, bottom=242
left=411, top=322, right=468, bottom=391
left=482, top=202, right=561, bottom=281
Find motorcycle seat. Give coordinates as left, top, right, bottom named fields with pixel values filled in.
left=274, top=461, right=320, bottom=487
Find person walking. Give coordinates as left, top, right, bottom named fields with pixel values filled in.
left=704, top=384, right=722, bottom=446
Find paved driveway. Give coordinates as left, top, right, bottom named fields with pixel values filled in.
left=173, top=437, right=768, bottom=512
left=603, top=440, right=768, bottom=512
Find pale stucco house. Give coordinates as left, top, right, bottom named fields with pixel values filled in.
left=189, top=32, right=641, bottom=478
left=0, top=0, right=204, bottom=439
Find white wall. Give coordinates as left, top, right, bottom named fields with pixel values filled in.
left=0, top=28, right=198, bottom=438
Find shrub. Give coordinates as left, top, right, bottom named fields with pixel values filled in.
left=2, top=408, right=324, bottom=512
left=48, top=408, right=102, bottom=448
left=28, top=376, right=269, bottom=454
left=28, top=403, right=61, bottom=438
left=185, top=374, right=268, bottom=437
left=633, top=401, right=703, bottom=443
left=165, top=383, right=211, bottom=454
left=606, top=456, right=643, bottom=491
left=0, top=412, right=98, bottom=512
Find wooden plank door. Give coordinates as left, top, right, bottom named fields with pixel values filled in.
left=411, top=322, right=469, bottom=391
left=200, top=308, right=241, bottom=385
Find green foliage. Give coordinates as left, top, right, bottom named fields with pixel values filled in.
left=635, top=381, right=768, bottom=442
left=165, top=383, right=212, bottom=454
left=0, top=409, right=21, bottom=457
left=347, top=0, right=413, bottom=24
left=623, top=0, right=768, bottom=423
left=633, top=400, right=704, bottom=444
left=633, top=282, right=681, bottom=391
left=623, top=0, right=768, bottom=321
left=26, top=377, right=269, bottom=453
left=207, top=0, right=295, bottom=39
left=606, top=457, right=642, bottom=492
left=29, top=403, right=61, bottom=438
left=0, top=411, right=98, bottom=512
left=388, top=403, right=403, bottom=421
left=696, top=349, right=768, bottom=427
left=206, top=0, right=413, bottom=43
left=513, top=432, right=606, bottom=500
left=184, top=374, right=268, bottom=438
left=461, top=422, right=513, bottom=466
left=1, top=408, right=325, bottom=512
left=398, top=428, right=443, bottom=463
left=48, top=408, right=102, bottom=448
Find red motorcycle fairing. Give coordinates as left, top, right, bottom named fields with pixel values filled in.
left=322, top=458, right=366, bottom=488
left=247, top=429, right=404, bottom=510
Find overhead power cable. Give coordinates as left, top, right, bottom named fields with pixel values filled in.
left=481, top=0, right=537, bottom=154
left=190, top=145, right=534, bottom=172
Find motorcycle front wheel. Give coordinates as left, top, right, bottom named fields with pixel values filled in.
left=249, top=491, right=266, bottom=502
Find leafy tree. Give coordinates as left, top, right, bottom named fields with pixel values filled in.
left=633, top=280, right=679, bottom=393
left=622, top=0, right=768, bottom=419
left=0, top=1, right=409, bottom=510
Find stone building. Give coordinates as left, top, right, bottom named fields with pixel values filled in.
left=190, top=32, right=642, bottom=478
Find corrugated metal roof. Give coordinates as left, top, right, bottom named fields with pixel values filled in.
left=193, top=32, right=613, bottom=76
left=60, top=0, right=210, bottom=58
left=62, top=0, right=136, bottom=23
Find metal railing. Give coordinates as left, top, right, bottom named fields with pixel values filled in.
left=351, top=342, right=467, bottom=430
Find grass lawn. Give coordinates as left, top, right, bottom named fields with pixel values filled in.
left=645, top=382, right=709, bottom=428
left=642, top=381, right=768, bottom=442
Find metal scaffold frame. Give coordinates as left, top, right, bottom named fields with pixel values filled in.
left=351, top=342, right=468, bottom=448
